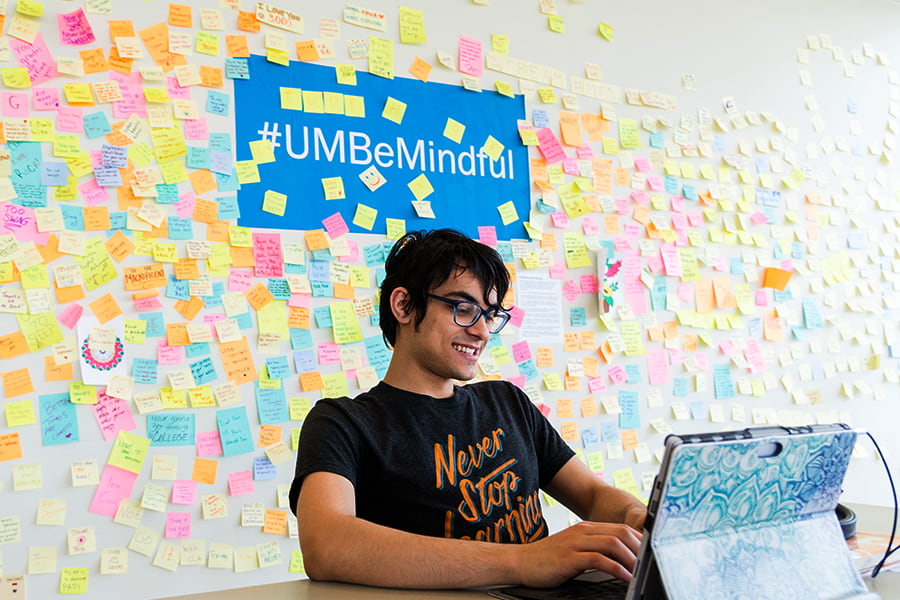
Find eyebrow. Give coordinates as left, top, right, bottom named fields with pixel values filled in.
left=442, top=291, right=501, bottom=309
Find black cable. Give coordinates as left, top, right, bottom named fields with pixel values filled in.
left=865, top=431, right=898, bottom=578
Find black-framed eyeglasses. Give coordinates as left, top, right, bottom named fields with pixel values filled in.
left=426, top=294, right=511, bottom=334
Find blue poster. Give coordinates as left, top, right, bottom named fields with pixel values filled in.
left=234, top=57, right=530, bottom=240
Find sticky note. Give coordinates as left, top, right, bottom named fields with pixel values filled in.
left=407, top=173, right=434, bottom=200
left=381, top=97, right=407, bottom=124
left=443, top=118, right=465, bottom=143
left=321, top=177, right=345, bottom=200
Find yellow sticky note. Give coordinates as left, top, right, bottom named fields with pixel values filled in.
left=407, top=173, right=433, bottom=200
left=335, top=64, right=357, bottom=85
left=398, top=6, right=427, bottom=44
left=59, top=567, right=89, bottom=595
left=518, top=128, right=539, bottom=146
left=491, top=34, right=509, bottom=55
left=302, top=90, right=325, bottom=113
left=482, top=135, right=504, bottom=161
left=108, top=431, right=151, bottom=474
left=160, top=160, right=188, bottom=184
left=330, top=302, right=364, bottom=344
left=382, top=97, right=407, bottom=124
left=17, top=0, right=44, bottom=17
left=279, top=87, right=302, bottom=110
left=597, top=22, right=615, bottom=41
left=321, top=177, right=346, bottom=200
left=548, top=15, right=565, bottom=33
left=2, top=67, right=31, bottom=88
left=5, top=399, right=36, bottom=427
left=323, top=92, right=344, bottom=114
left=495, top=80, right=514, bottom=98
left=443, top=118, right=465, bottom=143
left=385, top=218, right=406, bottom=240
left=537, top=87, right=557, bottom=104
left=235, top=160, right=261, bottom=184
left=368, top=36, right=394, bottom=79
left=353, top=204, right=377, bottom=230
left=249, top=139, right=276, bottom=164
left=344, top=95, right=365, bottom=117
left=262, top=190, right=287, bottom=216
left=497, top=200, right=519, bottom=225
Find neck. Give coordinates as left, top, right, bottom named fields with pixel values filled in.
left=382, top=353, right=455, bottom=399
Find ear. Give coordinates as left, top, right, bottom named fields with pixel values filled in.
left=389, top=287, right=414, bottom=325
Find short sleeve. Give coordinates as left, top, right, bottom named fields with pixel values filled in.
left=288, top=398, right=362, bottom=515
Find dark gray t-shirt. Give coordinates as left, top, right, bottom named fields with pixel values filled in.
left=289, top=380, right=574, bottom=543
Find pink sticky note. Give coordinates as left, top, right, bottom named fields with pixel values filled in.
left=322, top=212, right=349, bottom=239
left=458, top=35, right=483, bottom=77
left=750, top=211, right=768, bottom=224
left=1, top=92, right=29, bottom=118
left=166, top=76, right=192, bottom=101
left=89, top=464, right=138, bottom=518
left=562, top=158, right=578, bottom=175
left=550, top=211, right=569, bottom=228
left=511, top=341, right=531, bottom=363
left=0, top=204, right=48, bottom=245
left=477, top=226, right=497, bottom=247
left=508, top=375, right=527, bottom=389
left=755, top=289, right=769, bottom=306
left=668, top=349, right=684, bottom=366
left=196, top=431, right=224, bottom=457
left=507, top=305, right=525, bottom=328
left=579, top=274, right=599, bottom=293
left=562, top=280, right=580, bottom=303
left=549, top=260, right=566, bottom=280
left=171, top=479, right=198, bottom=505
left=56, top=107, right=84, bottom=133
left=338, top=240, right=360, bottom=263
left=58, top=303, right=84, bottom=329
left=288, top=294, right=311, bottom=308
left=164, top=512, right=192, bottom=538
left=582, top=216, right=599, bottom=236
left=536, top=128, right=566, bottom=164
left=57, top=8, right=96, bottom=46
left=134, top=296, right=163, bottom=312
left=316, top=342, right=341, bottom=365
left=157, top=341, right=185, bottom=365
left=182, top=118, right=209, bottom=140
left=78, top=178, right=111, bottom=206
left=538, top=403, right=551, bottom=418
left=646, top=348, right=669, bottom=385
left=227, top=470, right=254, bottom=496
left=33, top=87, right=61, bottom=111
left=607, top=365, right=628, bottom=385
left=227, top=269, right=253, bottom=292
left=670, top=196, right=685, bottom=213
left=92, top=390, right=138, bottom=442
left=175, top=193, right=196, bottom=219
left=9, top=34, right=58, bottom=85
left=587, top=377, right=606, bottom=394
left=252, top=233, right=283, bottom=278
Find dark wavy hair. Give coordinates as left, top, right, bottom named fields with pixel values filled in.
left=379, top=229, right=510, bottom=347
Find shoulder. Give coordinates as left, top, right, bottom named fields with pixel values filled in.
left=462, top=380, right=533, bottom=410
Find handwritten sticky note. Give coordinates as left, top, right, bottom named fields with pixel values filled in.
left=381, top=97, right=406, bottom=124
left=398, top=6, right=426, bottom=43
left=443, top=118, right=465, bottom=143
left=407, top=173, right=434, bottom=200
left=329, top=302, right=364, bottom=344
left=458, top=35, right=483, bottom=76
left=262, top=190, right=287, bottom=216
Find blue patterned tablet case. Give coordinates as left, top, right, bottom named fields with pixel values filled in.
left=652, top=428, right=870, bottom=600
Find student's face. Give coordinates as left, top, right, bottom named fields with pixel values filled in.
left=400, top=268, right=496, bottom=388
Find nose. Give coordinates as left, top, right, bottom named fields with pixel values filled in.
left=465, top=313, right=491, bottom=339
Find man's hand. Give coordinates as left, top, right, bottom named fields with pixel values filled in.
left=514, top=521, right=642, bottom=589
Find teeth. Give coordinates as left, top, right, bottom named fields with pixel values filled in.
left=453, top=344, right=476, bottom=355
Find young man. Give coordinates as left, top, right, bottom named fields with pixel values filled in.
left=290, top=229, right=646, bottom=589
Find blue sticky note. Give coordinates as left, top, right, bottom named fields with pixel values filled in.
left=682, top=184, right=697, bottom=200
left=41, top=162, right=69, bottom=186
left=209, top=133, right=232, bottom=153
left=625, top=364, right=642, bottom=383
left=289, top=328, right=313, bottom=350
left=267, top=278, right=291, bottom=299
left=532, top=109, right=549, bottom=128
left=618, top=391, right=640, bottom=429
left=166, top=275, right=190, bottom=301
left=495, top=242, right=514, bottom=262
left=147, top=414, right=196, bottom=446
left=132, top=358, right=158, bottom=384
left=365, top=335, right=392, bottom=377
left=187, top=146, right=210, bottom=169
left=101, top=144, right=128, bottom=168
left=569, top=307, right=586, bottom=327
left=140, top=312, right=165, bottom=337
left=690, top=401, right=705, bottom=419
left=664, top=176, right=679, bottom=194
left=253, top=456, right=277, bottom=480
left=209, top=150, right=233, bottom=175
left=649, top=131, right=664, bottom=148
left=217, top=196, right=240, bottom=220
left=190, top=357, right=218, bottom=385
left=308, top=260, right=330, bottom=282
left=225, top=57, right=250, bottom=79
left=185, top=341, right=211, bottom=357
left=156, top=183, right=179, bottom=204
left=256, top=384, right=289, bottom=425
left=650, top=275, right=667, bottom=312
left=292, top=348, right=317, bottom=373
left=94, top=165, right=123, bottom=187
left=362, top=244, right=384, bottom=267
left=109, top=212, right=127, bottom=229
left=167, top=217, right=193, bottom=240
left=673, top=378, right=688, bottom=397
left=313, top=305, right=332, bottom=328
left=311, top=280, right=333, bottom=297
left=235, top=311, right=254, bottom=329
left=713, top=364, right=735, bottom=399
left=214, top=168, right=240, bottom=192
left=581, top=426, right=599, bottom=448
left=206, top=90, right=231, bottom=116
left=517, top=358, right=539, bottom=381
left=60, top=204, right=84, bottom=230
left=599, top=421, right=619, bottom=442
left=39, top=393, right=79, bottom=446
left=217, top=407, right=254, bottom=457
left=83, top=112, right=112, bottom=138
left=265, top=356, right=290, bottom=379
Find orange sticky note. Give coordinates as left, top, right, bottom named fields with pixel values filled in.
left=299, top=371, right=324, bottom=392
left=192, top=458, right=217, bottom=484
left=165, top=322, right=190, bottom=346
left=0, top=331, right=29, bottom=359
left=200, top=66, right=223, bottom=88
left=262, top=509, right=288, bottom=535
left=89, top=294, right=123, bottom=324
left=0, top=432, right=23, bottom=462
left=236, top=10, right=261, bottom=33
left=295, top=40, right=319, bottom=61
left=258, top=424, right=282, bottom=448
left=218, top=338, right=257, bottom=385
left=104, top=230, right=135, bottom=263
left=2, top=368, right=33, bottom=398
left=109, top=19, right=136, bottom=40
left=304, top=229, right=329, bottom=251
left=174, top=296, right=204, bottom=321
left=45, top=355, right=74, bottom=382
left=245, top=282, right=274, bottom=311
left=193, top=197, right=219, bottom=224
left=694, top=279, right=714, bottom=313
left=226, top=35, right=250, bottom=57
left=168, top=3, right=193, bottom=27
left=408, top=56, right=432, bottom=82
left=762, top=267, right=793, bottom=291
left=189, top=169, right=217, bottom=196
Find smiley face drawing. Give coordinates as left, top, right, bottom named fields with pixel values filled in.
left=358, top=165, right=387, bottom=192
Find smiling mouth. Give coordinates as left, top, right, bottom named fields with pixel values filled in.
left=452, top=343, right=479, bottom=357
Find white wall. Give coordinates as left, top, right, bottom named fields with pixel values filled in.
left=1, top=0, right=899, bottom=598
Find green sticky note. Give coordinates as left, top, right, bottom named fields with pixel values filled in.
left=59, top=567, right=89, bottom=594
left=329, top=302, right=364, bottom=345
left=597, top=22, right=614, bottom=41
left=289, top=549, right=306, bottom=574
